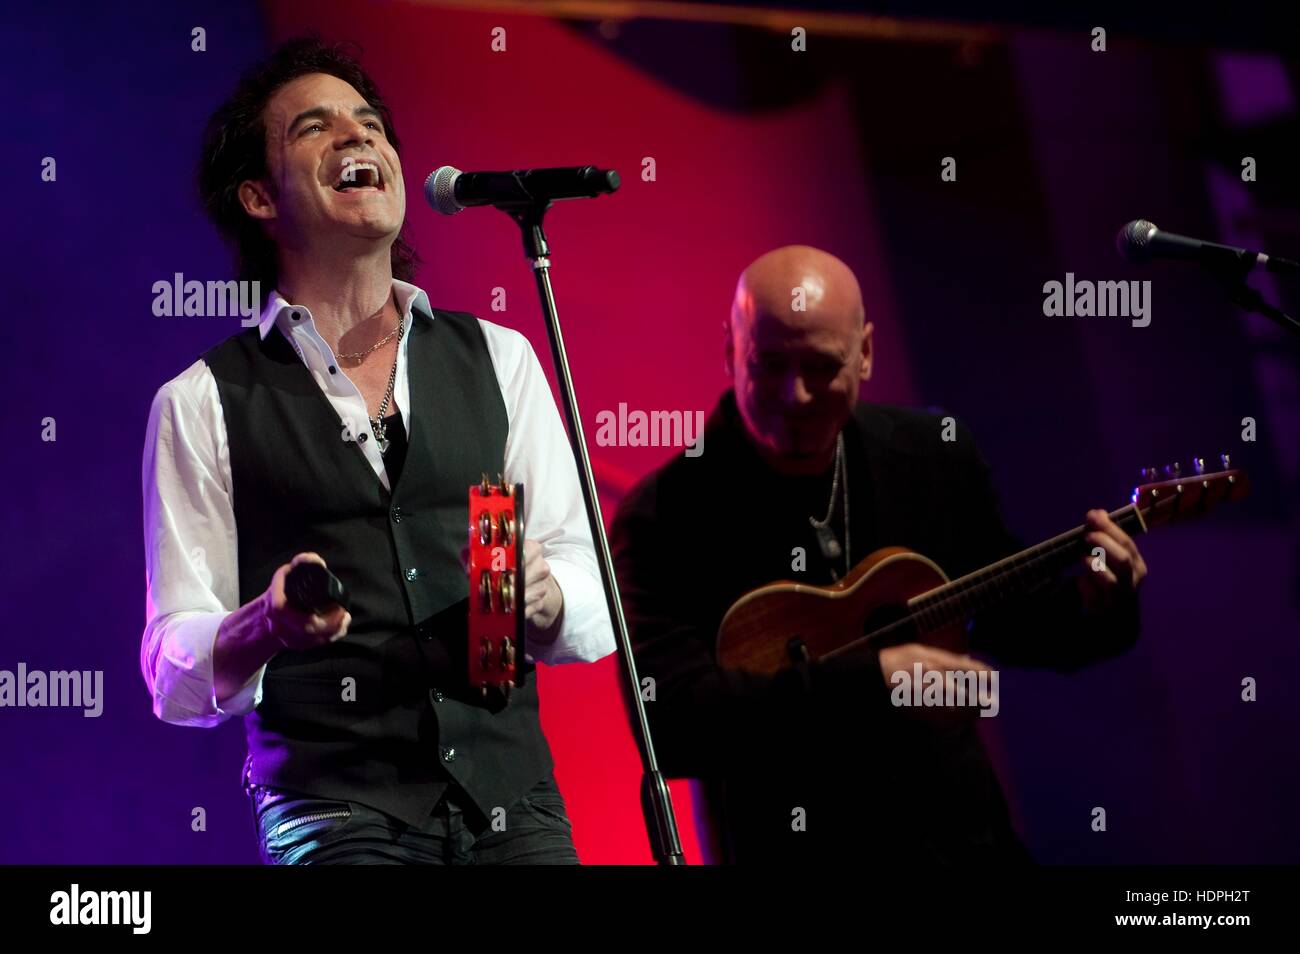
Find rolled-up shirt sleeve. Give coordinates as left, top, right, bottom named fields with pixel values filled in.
left=481, top=319, right=615, bottom=665
left=141, top=360, right=262, bottom=727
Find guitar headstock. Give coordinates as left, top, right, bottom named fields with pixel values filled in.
left=468, top=474, right=525, bottom=695
left=1132, top=455, right=1249, bottom=529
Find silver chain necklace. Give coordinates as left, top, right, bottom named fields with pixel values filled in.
left=367, top=316, right=404, bottom=454
left=809, top=432, right=850, bottom=580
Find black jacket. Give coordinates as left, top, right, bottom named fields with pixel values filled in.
left=610, top=390, right=1139, bottom=863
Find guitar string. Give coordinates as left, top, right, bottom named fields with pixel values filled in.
left=819, top=532, right=1110, bottom=660
left=923, top=485, right=1202, bottom=622
left=907, top=504, right=1148, bottom=632
left=910, top=505, right=1142, bottom=628
left=818, top=499, right=1162, bottom=662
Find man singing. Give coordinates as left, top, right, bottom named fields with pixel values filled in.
left=141, top=38, right=613, bottom=864
left=610, top=245, right=1147, bottom=864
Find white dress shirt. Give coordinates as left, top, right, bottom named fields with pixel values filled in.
left=141, top=279, right=614, bottom=728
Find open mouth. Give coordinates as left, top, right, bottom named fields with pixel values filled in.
left=333, top=160, right=384, bottom=192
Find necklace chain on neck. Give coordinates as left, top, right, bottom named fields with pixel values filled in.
left=368, top=313, right=405, bottom=454
left=808, top=432, right=850, bottom=579
left=810, top=434, right=844, bottom=529
left=337, top=296, right=400, bottom=362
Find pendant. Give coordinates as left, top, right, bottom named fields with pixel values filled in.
left=373, top=420, right=389, bottom=454
left=813, top=524, right=842, bottom=562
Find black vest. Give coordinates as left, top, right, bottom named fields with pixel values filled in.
left=202, top=304, right=553, bottom=828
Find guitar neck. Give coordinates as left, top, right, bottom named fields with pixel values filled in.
left=906, top=504, right=1145, bottom=635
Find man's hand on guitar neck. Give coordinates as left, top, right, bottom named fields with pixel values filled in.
left=1078, top=509, right=1148, bottom=614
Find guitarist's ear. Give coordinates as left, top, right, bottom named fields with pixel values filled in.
left=859, top=321, right=874, bottom=382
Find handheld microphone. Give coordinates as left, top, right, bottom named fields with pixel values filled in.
left=1116, top=218, right=1300, bottom=276
left=284, top=563, right=350, bottom=614
left=424, top=165, right=620, bottom=215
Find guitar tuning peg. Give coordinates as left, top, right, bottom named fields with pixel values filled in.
left=1140, top=466, right=1157, bottom=482
left=1220, top=453, right=1231, bottom=470
left=479, top=473, right=492, bottom=496
left=1163, top=462, right=1181, bottom=478
left=1192, top=457, right=1206, bottom=475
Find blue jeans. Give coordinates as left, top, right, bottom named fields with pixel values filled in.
left=244, top=764, right=580, bottom=865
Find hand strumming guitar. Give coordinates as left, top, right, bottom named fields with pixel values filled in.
left=876, top=643, right=995, bottom=727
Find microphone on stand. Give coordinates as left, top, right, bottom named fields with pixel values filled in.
left=1115, top=219, right=1300, bottom=338
left=418, top=162, right=687, bottom=862
left=425, top=165, right=620, bottom=215
left=1115, top=218, right=1300, bottom=276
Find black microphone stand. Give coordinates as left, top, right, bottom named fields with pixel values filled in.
left=493, top=197, right=686, bottom=865
left=1201, top=246, right=1300, bottom=340
left=1220, top=276, right=1300, bottom=341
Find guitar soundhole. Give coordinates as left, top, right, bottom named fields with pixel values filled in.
left=861, top=604, right=915, bottom=649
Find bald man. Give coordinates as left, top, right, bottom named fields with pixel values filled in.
left=610, top=245, right=1144, bottom=865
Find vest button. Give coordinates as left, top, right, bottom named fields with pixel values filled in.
left=405, top=568, right=419, bottom=582
left=430, top=689, right=445, bottom=703
left=441, top=746, right=456, bottom=762
left=391, top=506, right=403, bottom=523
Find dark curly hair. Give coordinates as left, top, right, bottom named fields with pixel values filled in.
left=198, top=36, right=419, bottom=291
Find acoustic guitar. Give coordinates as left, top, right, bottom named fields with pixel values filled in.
left=717, top=456, right=1249, bottom=675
